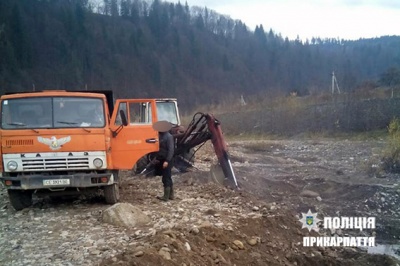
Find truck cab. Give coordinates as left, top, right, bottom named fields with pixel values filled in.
left=0, top=90, right=173, bottom=210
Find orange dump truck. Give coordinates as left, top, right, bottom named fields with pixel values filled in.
left=0, top=90, right=180, bottom=210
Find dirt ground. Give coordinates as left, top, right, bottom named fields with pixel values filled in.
left=1, top=138, right=400, bottom=266
left=102, top=138, right=400, bottom=266
left=228, top=139, right=400, bottom=243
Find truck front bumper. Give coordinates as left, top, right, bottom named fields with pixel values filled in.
left=0, top=172, right=115, bottom=190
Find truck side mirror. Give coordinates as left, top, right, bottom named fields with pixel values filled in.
left=112, top=110, right=128, bottom=137
left=120, top=110, right=128, bottom=126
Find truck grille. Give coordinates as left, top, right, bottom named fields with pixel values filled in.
left=6, top=139, right=34, bottom=146
left=22, top=157, right=90, bottom=171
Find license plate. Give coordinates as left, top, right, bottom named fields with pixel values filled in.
left=43, top=179, right=70, bottom=186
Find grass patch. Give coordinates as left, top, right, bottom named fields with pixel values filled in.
left=241, top=141, right=286, bottom=153
left=224, top=130, right=388, bottom=142
left=382, top=118, right=400, bottom=173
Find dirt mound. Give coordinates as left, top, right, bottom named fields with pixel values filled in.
left=100, top=166, right=398, bottom=266
left=101, top=211, right=396, bottom=266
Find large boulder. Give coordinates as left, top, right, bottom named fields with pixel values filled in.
left=102, top=203, right=151, bottom=227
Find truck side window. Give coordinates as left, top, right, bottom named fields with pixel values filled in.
left=129, top=102, right=152, bottom=124
left=115, top=102, right=127, bottom=126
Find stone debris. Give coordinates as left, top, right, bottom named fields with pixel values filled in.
left=0, top=139, right=399, bottom=266
left=232, top=240, right=245, bottom=250
left=158, top=247, right=171, bottom=260
left=102, top=203, right=151, bottom=227
left=300, top=190, right=319, bottom=198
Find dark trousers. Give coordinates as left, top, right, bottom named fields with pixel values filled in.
left=156, top=159, right=173, bottom=188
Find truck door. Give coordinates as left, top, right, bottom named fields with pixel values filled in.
left=109, top=99, right=159, bottom=169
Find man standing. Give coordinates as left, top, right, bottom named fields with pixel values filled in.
left=153, top=120, right=175, bottom=201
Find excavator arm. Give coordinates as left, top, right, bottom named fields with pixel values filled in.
left=173, top=112, right=238, bottom=188
left=138, top=112, right=238, bottom=189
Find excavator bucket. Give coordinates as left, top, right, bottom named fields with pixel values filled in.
left=206, top=114, right=238, bottom=188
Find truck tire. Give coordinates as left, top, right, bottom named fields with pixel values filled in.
left=133, top=155, right=149, bottom=174
left=8, top=189, right=33, bottom=211
left=183, top=148, right=195, bottom=163
left=104, top=184, right=120, bottom=204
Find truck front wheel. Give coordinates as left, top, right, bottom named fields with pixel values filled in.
left=8, top=190, right=33, bottom=211
left=104, top=184, right=120, bottom=204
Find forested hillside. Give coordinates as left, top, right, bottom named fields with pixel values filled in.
left=0, top=0, right=399, bottom=109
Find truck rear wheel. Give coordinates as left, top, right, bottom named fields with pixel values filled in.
left=133, top=155, right=149, bottom=174
left=104, top=184, right=120, bottom=204
left=8, top=190, right=33, bottom=211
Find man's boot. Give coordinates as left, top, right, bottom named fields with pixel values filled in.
left=169, top=186, right=174, bottom=200
left=157, top=187, right=170, bottom=201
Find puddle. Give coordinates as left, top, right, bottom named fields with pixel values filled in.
left=367, top=244, right=400, bottom=260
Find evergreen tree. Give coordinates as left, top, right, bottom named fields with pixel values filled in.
left=110, top=0, right=118, bottom=17
left=120, top=0, right=131, bottom=17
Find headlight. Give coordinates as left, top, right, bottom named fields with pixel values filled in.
left=93, top=158, right=103, bottom=168
left=7, top=161, right=18, bottom=171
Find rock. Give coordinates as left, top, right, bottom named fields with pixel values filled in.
left=148, top=228, right=157, bottom=236
left=190, top=226, right=200, bottom=235
left=250, top=252, right=262, bottom=259
left=247, top=237, right=258, bottom=246
left=163, top=230, right=177, bottom=239
left=205, top=209, right=217, bottom=215
left=206, top=236, right=216, bottom=242
left=90, top=249, right=101, bottom=255
left=336, top=170, right=344, bottom=175
left=134, top=251, right=144, bottom=257
left=252, top=206, right=259, bottom=211
left=218, top=254, right=227, bottom=264
left=199, top=221, right=212, bottom=228
left=184, top=242, right=191, bottom=251
left=316, top=196, right=322, bottom=202
left=170, top=240, right=180, bottom=250
left=149, top=191, right=158, bottom=197
left=72, top=254, right=81, bottom=261
left=102, top=203, right=150, bottom=228
left=158, top=248, right=171, bottom=260
left=232, top=240, right=245, bottom=250
left=215, top=222, right=224, bottom=228
left=300, top=190, right=319, bottom=198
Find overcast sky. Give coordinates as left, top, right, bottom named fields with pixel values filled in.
left=170, top=0, right=400, bottom=41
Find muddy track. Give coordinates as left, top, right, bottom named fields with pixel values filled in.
left=228, top=139, right=400, bottom=245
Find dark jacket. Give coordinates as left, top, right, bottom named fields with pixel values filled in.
left=157, top=132, right=174, bottom=163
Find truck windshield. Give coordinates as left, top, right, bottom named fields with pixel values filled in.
left=1, top=97, right=105, bottom=129
left=155, top=102, right=179, bottom=125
